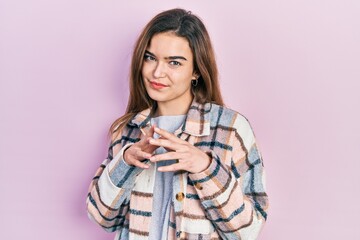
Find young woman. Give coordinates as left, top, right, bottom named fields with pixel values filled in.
left=86, top=8, right=269, bottom=240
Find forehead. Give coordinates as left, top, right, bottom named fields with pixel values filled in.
left=147, top=32, right=193, bottom=59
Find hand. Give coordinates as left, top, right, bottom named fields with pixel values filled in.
left=123, top=124, right=158, bottom=169
left=148, top=127, right=211, bottom=173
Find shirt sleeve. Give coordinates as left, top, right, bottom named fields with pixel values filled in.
left=86, top=142, right=146, bottom=232
left=188, top=113, right=269, bottom=239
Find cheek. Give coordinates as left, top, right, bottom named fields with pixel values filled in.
left=173, top=79, right=192, bottom=93
left=171, top=70, right=193, bottom=85
left=141, top=63, right=149, bottom=77
left=142, top=61, right=157, bottom=77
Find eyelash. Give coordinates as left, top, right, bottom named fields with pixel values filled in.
left=144, top=54, right=156, bottom=61
left=144, top=54, right=182, bottom=66
left=170, top=61, right=181, bottom=66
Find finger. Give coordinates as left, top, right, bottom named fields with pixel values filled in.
left=148, top=123, right=156, bottom=137
left=149, top=151, right=184, bottom=162
left=133, top=148, right=152, bottom=160
left=140, top=127, right=150, bottom=137
left=125, top=154, right=149, bottom=169
left=154, top=127, right=183, bottom=143
left=144, top=142, right=159, bottom=154
left=132, top=159, right=150, bottom=169
left=157, top=137, right=174, bottom=152
left=148, top=138, right=182, bottom=151
left=142, top=124, right=156, bottom=137
left=139, top=135, right=159, bottom=154
left=157, top=163, right=183, bottom=172
left=139, top=125, right=154, bottom=143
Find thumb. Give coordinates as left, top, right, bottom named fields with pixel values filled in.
left=147, top=123, right=156, bottom=138
left=139, top=124, right=155, bottom=145
left=143, top=124, right=159, bottom=154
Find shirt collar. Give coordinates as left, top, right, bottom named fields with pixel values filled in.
left=128, top=98, right=212, bottom=137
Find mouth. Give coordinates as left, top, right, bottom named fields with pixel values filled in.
left=149, top=80, right=168, bottom=89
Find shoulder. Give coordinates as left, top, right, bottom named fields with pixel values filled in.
left=209, top=103, right=259, bottom=154
left=208, top=102, right=251, bottom=130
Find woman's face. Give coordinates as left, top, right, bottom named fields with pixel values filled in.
left=142, top=32, right=198, bottom=108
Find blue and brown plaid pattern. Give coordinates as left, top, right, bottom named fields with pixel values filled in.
left=86, top=98, right=269, bottom=239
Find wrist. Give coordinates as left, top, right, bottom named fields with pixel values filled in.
left=195, top=152, right=212, bottom=173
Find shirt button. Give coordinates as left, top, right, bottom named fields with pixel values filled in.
left=176, top=192, right=185, bottom=201
left=195, top=183, right=203, bottom=190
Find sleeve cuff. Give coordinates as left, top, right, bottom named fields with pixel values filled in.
left=107, top=143, right=145, bottom=189
left=188, top=150, right=225, bottom=181
left=188, top=150, right=233, bottom=198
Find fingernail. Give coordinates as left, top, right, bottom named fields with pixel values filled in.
left=150, top=156, right=155, bottom=161
left=155, top=127, right=160, bottom=131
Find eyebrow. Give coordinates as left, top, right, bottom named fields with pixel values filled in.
left=145, top=50, right=188, bottom=61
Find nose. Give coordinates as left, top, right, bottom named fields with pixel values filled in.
left=153, top=61, right=166, bottom=78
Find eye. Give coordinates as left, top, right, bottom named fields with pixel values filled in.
left=169, top=61, right=181, bottom=66
left=144, top=54, right=156, bottom=61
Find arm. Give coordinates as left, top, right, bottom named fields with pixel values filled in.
left=86, top=141, right=143, bottom=232
left=188, top=114, right=268, bottom=239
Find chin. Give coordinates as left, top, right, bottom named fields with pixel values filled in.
left=145, top=88, right=166, bottom=102
left=147, top=93, right=169, bottom=102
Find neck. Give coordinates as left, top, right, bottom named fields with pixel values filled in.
left=155, top=95, right=193, bottom=117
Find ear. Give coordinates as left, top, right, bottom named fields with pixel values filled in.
left=192, top=72, right=200, bottom=80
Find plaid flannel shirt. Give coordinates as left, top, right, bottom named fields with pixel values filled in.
left=86, top=98, right=269, bottom=239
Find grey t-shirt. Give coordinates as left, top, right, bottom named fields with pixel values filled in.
left=148, top=114, right=186, bottom=240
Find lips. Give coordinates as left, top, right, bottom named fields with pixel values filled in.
left=148, top=80, right=168, bottom=90
left=150, top=81, right=167, bottom=87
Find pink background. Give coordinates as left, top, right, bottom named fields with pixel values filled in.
left=1, top=0, right=359, bottom=239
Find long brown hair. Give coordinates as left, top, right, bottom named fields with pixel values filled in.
left=108, top=8, right=224, bottom=140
